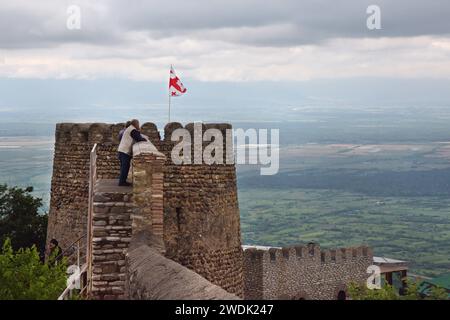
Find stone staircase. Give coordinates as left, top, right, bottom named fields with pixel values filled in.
left=90, top=179, right=133, bottom=299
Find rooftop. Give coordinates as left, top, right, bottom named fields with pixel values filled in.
left=373, top=256, right=409, bottom=273
left=242, top=245, right=281, bottom=251
left=373, top=256, right=407, bottom=264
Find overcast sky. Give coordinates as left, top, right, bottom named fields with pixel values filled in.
left=0, top=0, right=449, bottom=81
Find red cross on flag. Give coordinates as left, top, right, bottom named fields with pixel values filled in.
left=169, top=66, right=187, bottom=97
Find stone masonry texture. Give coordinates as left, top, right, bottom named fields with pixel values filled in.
left=126, top=231, right=240, bottom=300
left=47, top=122, right=244, bottom=297
left=131, top=142, right=165, bottom=244
left=243, top=244, right=373, bottom=300
left=90, top=180, right=132, bottom=300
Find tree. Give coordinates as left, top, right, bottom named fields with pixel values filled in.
left=0, top=184, right=48, bottom=254
left=348, top=282, right=399, bottom=300
left=427, top=286, right=448, bottom=300
left=0, top=238, right=67, bottom=300
left=348, top=280, right=448, bottom=300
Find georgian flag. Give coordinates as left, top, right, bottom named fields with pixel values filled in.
left=169, top=66, right=187, bottom=97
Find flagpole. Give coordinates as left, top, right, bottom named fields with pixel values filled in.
left=168, top=92, right=171, bottom=123
left=168, top=64, right=172, bottom=123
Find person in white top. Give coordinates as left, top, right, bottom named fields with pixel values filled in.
left=118, top=120, right=131, bottom=141
left=117, top=119, right=147, bottom=186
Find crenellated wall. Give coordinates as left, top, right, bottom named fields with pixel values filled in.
left=243, top=244, right=373, bottom=300
left=47, top=121, right=243, bottom=297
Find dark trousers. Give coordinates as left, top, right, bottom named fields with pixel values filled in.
left=118, top=152, right=131, bottom=185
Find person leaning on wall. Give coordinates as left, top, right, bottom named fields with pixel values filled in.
left=117, top=119, right=147, bottom=186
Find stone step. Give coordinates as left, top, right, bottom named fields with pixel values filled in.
left=94, top=179, right=132, bottom=202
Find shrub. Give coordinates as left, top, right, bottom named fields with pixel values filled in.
left=0, top=238, right=67, bottom=300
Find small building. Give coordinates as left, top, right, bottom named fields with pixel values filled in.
left=373, top=256, right=408, bottom=293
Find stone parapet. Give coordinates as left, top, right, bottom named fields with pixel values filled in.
left=132, top=141, right=166, bottom=250
left=126, top=242, right=240, bottom=300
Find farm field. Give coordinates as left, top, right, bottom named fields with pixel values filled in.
left=239, top=188, right=450, bottom=277
left=1, top=115, right=450, bottom=277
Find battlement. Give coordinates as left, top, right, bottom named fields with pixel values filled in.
left=244, top=244, right=373, bottom=264
left=55, top=122, right=232, bottom=146
left=243, top=243, right=373, bottom=299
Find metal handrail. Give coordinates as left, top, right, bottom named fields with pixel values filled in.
left=53, top=233, right=87, bottom=262
left=55, top=234, right=88, bottom=300
left=86, top=143, right=98, bottom=294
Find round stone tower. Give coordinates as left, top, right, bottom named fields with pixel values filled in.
left=47, top=122, right=243, bottom=297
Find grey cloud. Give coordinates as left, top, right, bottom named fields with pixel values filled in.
left=110, top=0, right=450, bottom=45
left=0, top=1, right=122, bottom=49
left=1, top=0, right=449, bottom=49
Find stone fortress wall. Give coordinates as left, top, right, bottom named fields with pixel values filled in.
left=47, top=122, right=243, bottom=297
left=47, top=121, right=372, bottom=300
left=243, top=243, right=373, bottom=300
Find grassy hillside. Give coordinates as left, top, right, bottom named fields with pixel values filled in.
left=239, top=188, right=450, bottom=277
